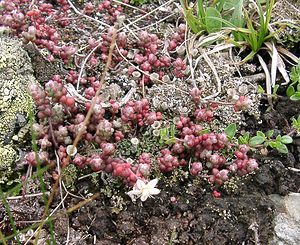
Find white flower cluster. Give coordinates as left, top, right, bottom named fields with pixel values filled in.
left=127, top=179, right=160, bottom=202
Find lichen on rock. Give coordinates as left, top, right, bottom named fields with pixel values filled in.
left=0, top=36, right=38, bottom=183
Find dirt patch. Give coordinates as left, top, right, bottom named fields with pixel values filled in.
left=68, top=153, right=299, bottom=244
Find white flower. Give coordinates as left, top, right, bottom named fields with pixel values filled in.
left=66, top=145, right=77, bottom=157
left=127, top=179, right=161, bottom=202
left=151, top=120, right=162, bottom=130
left=130, top=137, right=140, bottom=146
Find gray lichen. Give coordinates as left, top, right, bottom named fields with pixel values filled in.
left=0, top=36, right=38, bottom=183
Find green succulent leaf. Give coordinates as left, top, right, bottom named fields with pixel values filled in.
left=165, top=138, right=176, bottom=145
left=276, top=142, right=289, bottom=154
left=257, top=85, right=265, bottom=94
left=238, top=132, right=250, bottom=144
left=225, top=123, right=236, bottom=140
left=267, top=141, right=278, bottom=148
left=286, top=85, right=295, bottom=97
left=170, top=125, right=176, bottom=137
left=266, top=130, right=274, bottom=138
left=276, top=135, right=282, bottom=141
left=256, top=131, right=266, bottom=139
left=238, top=136, right=248, bottom=144
left=273, top=84, right=279, bottom=95
left=290, top=92, right=300, bottom=101
left=292, top=115, right=300, bottom=132
left=160, top=128, right=167, bottom=138
left=199, top=129, right=210, bottom=135
left=249, top=136, right=265, bottom=146
left=280, top=135, right=293, bottom=144
left=290, top=66, right=300, bottom=83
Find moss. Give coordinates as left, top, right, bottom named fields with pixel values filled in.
left=0, top=36, right=38, bottom=182
left=62, top=164, right=79, bottom=191
left=115, top=129, right=161, bottom=159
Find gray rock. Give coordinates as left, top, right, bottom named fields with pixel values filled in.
left=270, top=193, right=300, bottom=245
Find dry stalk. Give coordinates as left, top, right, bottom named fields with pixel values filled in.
left=66, top=0, right=110, bottom=27
left=67, top=192, right=100, bottom=214
left=33, top=179, right=59, bottom=245
left=71, top=27, right=117, bottom=151
left=118, top=0, right=175, bottom=32
left=32, top=26, right=118, bottom=245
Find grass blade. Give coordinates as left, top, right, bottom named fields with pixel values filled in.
left=197, top=0, right=205, bottom=19
left=0, top=230, right=7, bottom=245
left=0, top=188, right=21, bottom=244
left=240, top=50, right=256, bottom=63
left=180, top=0, right=204, bottom=33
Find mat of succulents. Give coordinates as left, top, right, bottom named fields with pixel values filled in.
left=0, top=0, right=300, bottom=244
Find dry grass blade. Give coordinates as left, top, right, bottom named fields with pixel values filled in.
left=196, top=31, right=227, bottom=47
left=118, top=0, right=175, bottom=32
left=209, top=43, right=237, bottom=54
left=264, top=42, right=290, bottom=84
left=258, top=54, right=272, bottom=105
left=270, top=42, right=278, bottom=87
left=6, top=192, right=50, bottom=200
left=277, top=46, right=299, bottom=64
left=198, top=47, right=221, bottom=99
left=67, top=0, right=110, bottom=27
left=277, top=54, right=290, bottom=85
left=76, top=43, right=102, bottom=91
left=186, top=28, right=197, bottom=85
left=135, top=13, right=177, bottom=31
left=193, top=43, right=236, bottom=81
left=112, top=0, right=147, bottom=13
left=54, top=150, right=65, bottom=209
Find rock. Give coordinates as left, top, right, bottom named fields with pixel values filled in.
left=270, top=193, right=300, bottom=245
left=0, top=36, right=38, bottom=183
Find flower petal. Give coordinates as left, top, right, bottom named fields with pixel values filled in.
left=127, top=189, right=142, bottom=196
left=147, top=178, right=158, bottom=188
left=127, top=189, right=142, bottom=202
left=140, top=193, right=149, bottom=202
left=149, top=188, right=160, bottom=195
left=136, top=179, right=145, bottom=189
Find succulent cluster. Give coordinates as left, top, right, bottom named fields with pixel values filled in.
left=0, top=0, right=76, bottom=63
left=160, top=116, right=258, bottom=186
left=0, top=0, right=260, bottom=195
left=167, top=24, right=186, bottom=51
left=26, top=87, right=162, bottom=186
left=121, top=98, right=162, bottom=126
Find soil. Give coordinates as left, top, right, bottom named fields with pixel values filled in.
left=1, top=0, right=300, bottom=244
